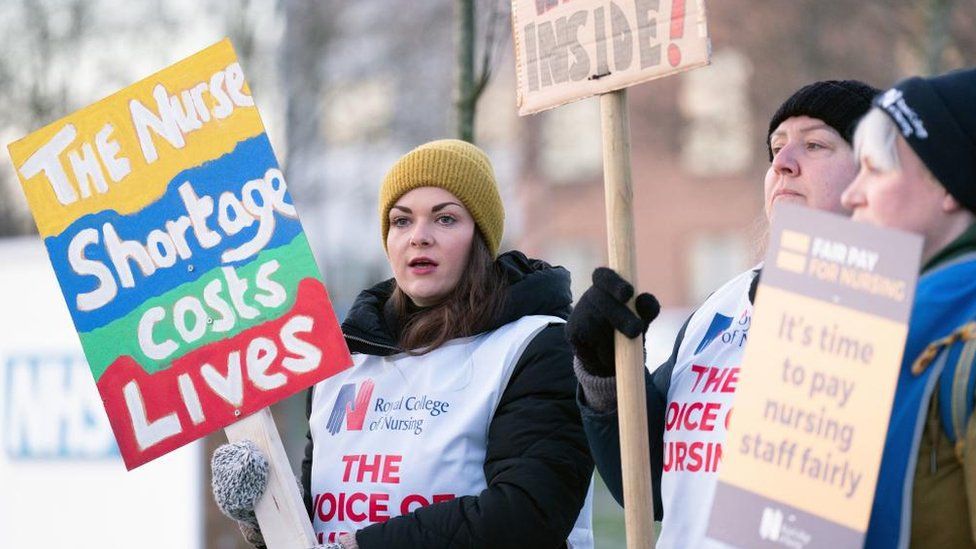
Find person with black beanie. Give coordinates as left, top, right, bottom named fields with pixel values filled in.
left=566, top=79, right=879, bottom=548
left=841, top=66, right=976, bottom=549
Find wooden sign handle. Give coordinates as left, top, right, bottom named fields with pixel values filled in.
left=600, top=89, right=656, bottom=548
left=224, top=408, right=318, bottom=549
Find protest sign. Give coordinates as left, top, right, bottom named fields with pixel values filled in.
left=6, top=39, right=352, bottom=471
left=705, top=203, right=922, bottom=548
left=512, top=0, right=710, bottom=115
left=512, top=2, right=711, bottom=546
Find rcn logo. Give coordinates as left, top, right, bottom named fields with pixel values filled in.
left=694, top=313, right=733, bottom=355
left=326, top=379, right=375, bottom=435
left=759, top=506, right=784, bottom=542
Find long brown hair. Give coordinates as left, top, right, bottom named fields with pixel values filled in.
left=390, top=233, right=508, bottom=354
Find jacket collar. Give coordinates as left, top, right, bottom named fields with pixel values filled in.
left=341, top=250, right=572, bottom=356
left=922, top=223, right=976, bottom=273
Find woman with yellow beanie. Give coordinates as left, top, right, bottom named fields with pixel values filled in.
left=212, top=139, right=595, bottom=548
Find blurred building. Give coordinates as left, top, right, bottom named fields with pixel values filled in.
left=508, top=1, right=976, bottom=310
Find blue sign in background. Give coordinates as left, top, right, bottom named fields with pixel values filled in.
left=3, top=353, right=120, bottom=460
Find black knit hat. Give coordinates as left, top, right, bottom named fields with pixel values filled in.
left=767, top=80, right=880, bottom=160
left=874, top=67, right=976, bottom=214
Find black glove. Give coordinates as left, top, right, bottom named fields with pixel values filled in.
left=566, top=267, right=660, bottom=377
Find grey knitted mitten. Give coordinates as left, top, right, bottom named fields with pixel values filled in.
left=211, top=440, right=270, bottom=527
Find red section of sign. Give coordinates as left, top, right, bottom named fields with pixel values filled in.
left=668, top=0, right=686, bottom=66
left=98, top=277, right=352, bottom=469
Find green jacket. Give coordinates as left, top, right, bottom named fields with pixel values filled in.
left=912, top=223, right=976, bottom=549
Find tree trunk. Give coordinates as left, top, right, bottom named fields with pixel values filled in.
left=456, top=0, right=476, bottom=143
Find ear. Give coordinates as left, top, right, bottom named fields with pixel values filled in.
left=942, top=192, right=964, bottom=213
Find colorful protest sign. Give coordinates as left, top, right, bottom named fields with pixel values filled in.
left=7, top=39, right=352, bottom=470
left=511, top=0, right=710, bottom=115
left=705, top=204, right=922, bottom=547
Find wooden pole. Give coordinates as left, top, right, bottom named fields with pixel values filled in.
left=224, top=408, right=317, bottom=549
left=600, top=88, right=655, bottom=548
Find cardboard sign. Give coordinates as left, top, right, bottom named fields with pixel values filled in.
left=705, top=204, right=922, bottom=548
left=6, top=39, right=352, bottom=470
left=511, top=0, right=710, bottom=115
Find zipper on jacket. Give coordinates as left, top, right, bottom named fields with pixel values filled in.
left=344, top=333, right=401, bottom=354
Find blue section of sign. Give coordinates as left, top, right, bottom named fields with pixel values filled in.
left=3, top=354, right=120, bottom=460
left=43, top=133, right=303, bottom=332
left=694, top=313, right=733, bottom=355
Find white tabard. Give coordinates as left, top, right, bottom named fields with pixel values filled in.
left=657, top=269, right=756, bottom=549
left=309, top=315, right=593, bottom=547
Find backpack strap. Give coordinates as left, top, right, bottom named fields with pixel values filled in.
left=913, top=321, right=976, bottom=375
left=949, top=331, right=976, bottom=544
left=953, top=336, right=976, bottom=461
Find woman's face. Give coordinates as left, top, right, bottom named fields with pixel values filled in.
left=386, top=186, right=475, bottom=307
left=764, top=116, right=859, bottom=221
left=841, top=136, right=950, bottom=238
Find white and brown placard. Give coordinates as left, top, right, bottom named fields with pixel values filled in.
left=705, top=204, right=923, bottom=548
left=512, top=0, right=710, bottom=115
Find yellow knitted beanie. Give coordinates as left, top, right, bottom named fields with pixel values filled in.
left=379, top=139, right=505, bottom=257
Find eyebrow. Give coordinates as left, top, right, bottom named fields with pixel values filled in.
left=770, top=122, right=834, bottom=140
left=390, top=202, right=463, bottom=215
left=432, top=202, right=463, bottom=212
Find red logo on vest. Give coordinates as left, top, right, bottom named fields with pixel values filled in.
left=326, top=379, right=374, bottom=435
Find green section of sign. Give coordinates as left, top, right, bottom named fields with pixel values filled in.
left=81, top=234, right=320, bottom=379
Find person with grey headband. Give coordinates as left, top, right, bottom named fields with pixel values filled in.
left=566, top=79, right=879, bottom=548
left=841, top=66, right=976, bottom=549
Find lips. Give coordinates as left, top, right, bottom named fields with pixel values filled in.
left=408, top=257, right=439, bottom=275
left=408, top=257, right=439, bottom=268
left=772, top=189, right=804, bottom=202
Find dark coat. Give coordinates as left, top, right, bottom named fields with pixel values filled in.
left=301, top=251, right=594, bottom=548
left=580, top=269, right=760, bottom=520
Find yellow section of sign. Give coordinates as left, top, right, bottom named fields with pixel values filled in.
left=720, top=286, right=906, bottom=531
left=776, top=250, right=808, bottom=274
left=780, top=229, right=811, bottom=254
left=7, top=39, right=264, bottom=238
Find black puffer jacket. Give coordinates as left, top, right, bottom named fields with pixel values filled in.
left=301, top=251, right=594, bottom=548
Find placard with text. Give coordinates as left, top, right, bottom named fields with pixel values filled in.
left=511, top=0, right=710, bottom=115
left=7, top=39, right=352, bottom=470
left=705, top=203, right=922, bottom=548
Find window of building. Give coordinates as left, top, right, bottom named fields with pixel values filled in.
left=678, top=49, right=753, bottom=177
left=539, top=98, right=602, bottom=184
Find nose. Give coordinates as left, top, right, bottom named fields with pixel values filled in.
left=409, top=223, right=433, bottom=247
left=840, top=169, right=866, bottom=211
left=771, top=143, right=799, bottom=177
